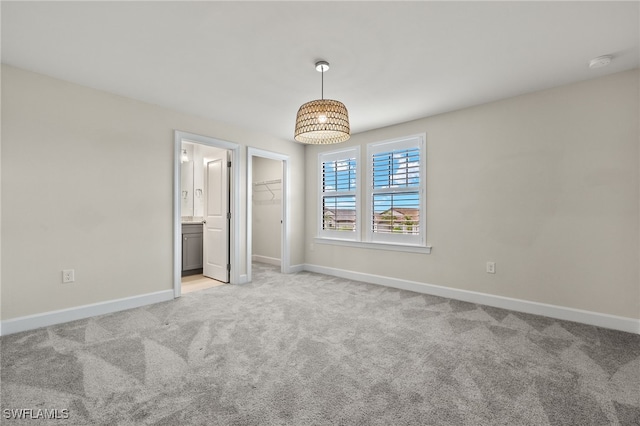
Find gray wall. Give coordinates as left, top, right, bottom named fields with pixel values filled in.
left=1, top=65, right=306, bottom=320
left=2, top=64, right=638, bottom=324
left=305, top=69, right=639, bottom=319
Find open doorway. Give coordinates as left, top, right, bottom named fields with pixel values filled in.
left=251, top=157, right=282, bottom=267
left=180, top=141, right=229, bottom=292
left=173, top=131, right=240, bottom=298
left=247, top=148, right=290, bottom=281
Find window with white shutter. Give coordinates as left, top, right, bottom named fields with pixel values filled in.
left=318, top=147, right=359, bottom=240
left=367, top=135, right=425, bottom=245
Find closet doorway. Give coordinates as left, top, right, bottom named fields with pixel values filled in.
left=247, top=148, right=290, bottom=281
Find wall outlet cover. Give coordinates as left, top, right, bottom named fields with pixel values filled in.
left=62, top=269, right=75, bottom=283
left=486, top=262, right=496, bottom=274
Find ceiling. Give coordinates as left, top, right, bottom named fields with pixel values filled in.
left=2, top=1, right=638, bottom=143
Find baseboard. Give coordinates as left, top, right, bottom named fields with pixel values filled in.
left=0, top=290, right=174, bottom=336
left=289, top=264, right=305, bottom=273
left=252, top=255, right=281, bottom=267
left=303, top=264, right=640, bottom=335
left=4, top=268, right=635, bottom=336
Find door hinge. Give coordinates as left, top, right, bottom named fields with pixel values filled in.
left=227, top=264, right=231, bottom=271
left=227, top=212, right=231, bottom=219
left=227, top=161, right=232, bottom=168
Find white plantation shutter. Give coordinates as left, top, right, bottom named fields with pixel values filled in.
left=318, top=148, right=359, bottom=240
left=367, top=135, right=425, bottom=245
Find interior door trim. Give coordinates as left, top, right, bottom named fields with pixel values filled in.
left=173, top=130, right=240, bottom=298
left=247, top=147, right=291, bottom=282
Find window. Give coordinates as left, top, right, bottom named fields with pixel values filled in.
left=318, top=147, right=359, bottom=240
left=367, top=135, right=425, bottom=245
left=316, top=135, right=427, bottom=251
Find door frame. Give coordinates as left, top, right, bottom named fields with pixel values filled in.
left=174, top=130, right=240, bottom=297
left=247, top=147, right=290, bottom=281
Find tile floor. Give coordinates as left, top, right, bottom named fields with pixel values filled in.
left=181, top=274, right=224, bottom=293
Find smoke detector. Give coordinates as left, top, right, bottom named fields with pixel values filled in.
left=589, top=55, right=613, bottom=69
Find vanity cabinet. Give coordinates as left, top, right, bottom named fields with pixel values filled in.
left=182, top=223, right=203, bottom=274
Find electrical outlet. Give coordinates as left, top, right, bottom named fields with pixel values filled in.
left=62, top=269, right=75, bottom=283
left=486, top=262, right=496, bottom=274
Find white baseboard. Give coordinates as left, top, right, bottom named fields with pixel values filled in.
left=303, top=264, right=640, bottom=335
left=288, top=264, right=305, bottom=273
left=0, top=290, right=174, bottom=336
left=4, top=267, right=636, bottom=336
left=252, top=255, right=281, bottom=267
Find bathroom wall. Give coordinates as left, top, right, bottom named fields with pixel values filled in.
left=180, top=143, right=195, bottom=218
left=181, top=142, right=227, bottom=221
left=192, top=144, right=204, bottom=219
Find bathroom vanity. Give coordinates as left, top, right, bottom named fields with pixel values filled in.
left=182, top=222, right=203, bottom=275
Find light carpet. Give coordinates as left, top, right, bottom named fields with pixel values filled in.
left=1, top=263, right=639, bottom=425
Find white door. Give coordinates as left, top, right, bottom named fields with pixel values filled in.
left=203, top=153, right=229, bottom=282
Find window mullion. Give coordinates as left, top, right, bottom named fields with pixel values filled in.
left=371, top=187, right=413, bottom=195
left=322, top=190, right=356, bottom=197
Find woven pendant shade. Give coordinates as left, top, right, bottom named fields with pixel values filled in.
left=294, top=99, right=350, bottom=144
left=294, top=60, right=350, bottom=144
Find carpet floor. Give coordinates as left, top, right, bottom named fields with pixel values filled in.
left=1, top=263, right=639, bottom=425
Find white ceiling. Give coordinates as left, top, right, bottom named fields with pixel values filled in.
left=2, top=1, right=638, bottom=143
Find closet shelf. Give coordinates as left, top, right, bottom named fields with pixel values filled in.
left=253, top=179, right=281, bottom=201
left=253, top=179, right=281, bottom=186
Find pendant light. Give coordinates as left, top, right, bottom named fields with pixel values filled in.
left=294, top=61, right=350, bottom=144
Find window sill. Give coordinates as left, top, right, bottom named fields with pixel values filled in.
left=314, top=237, right=432, bottom=254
